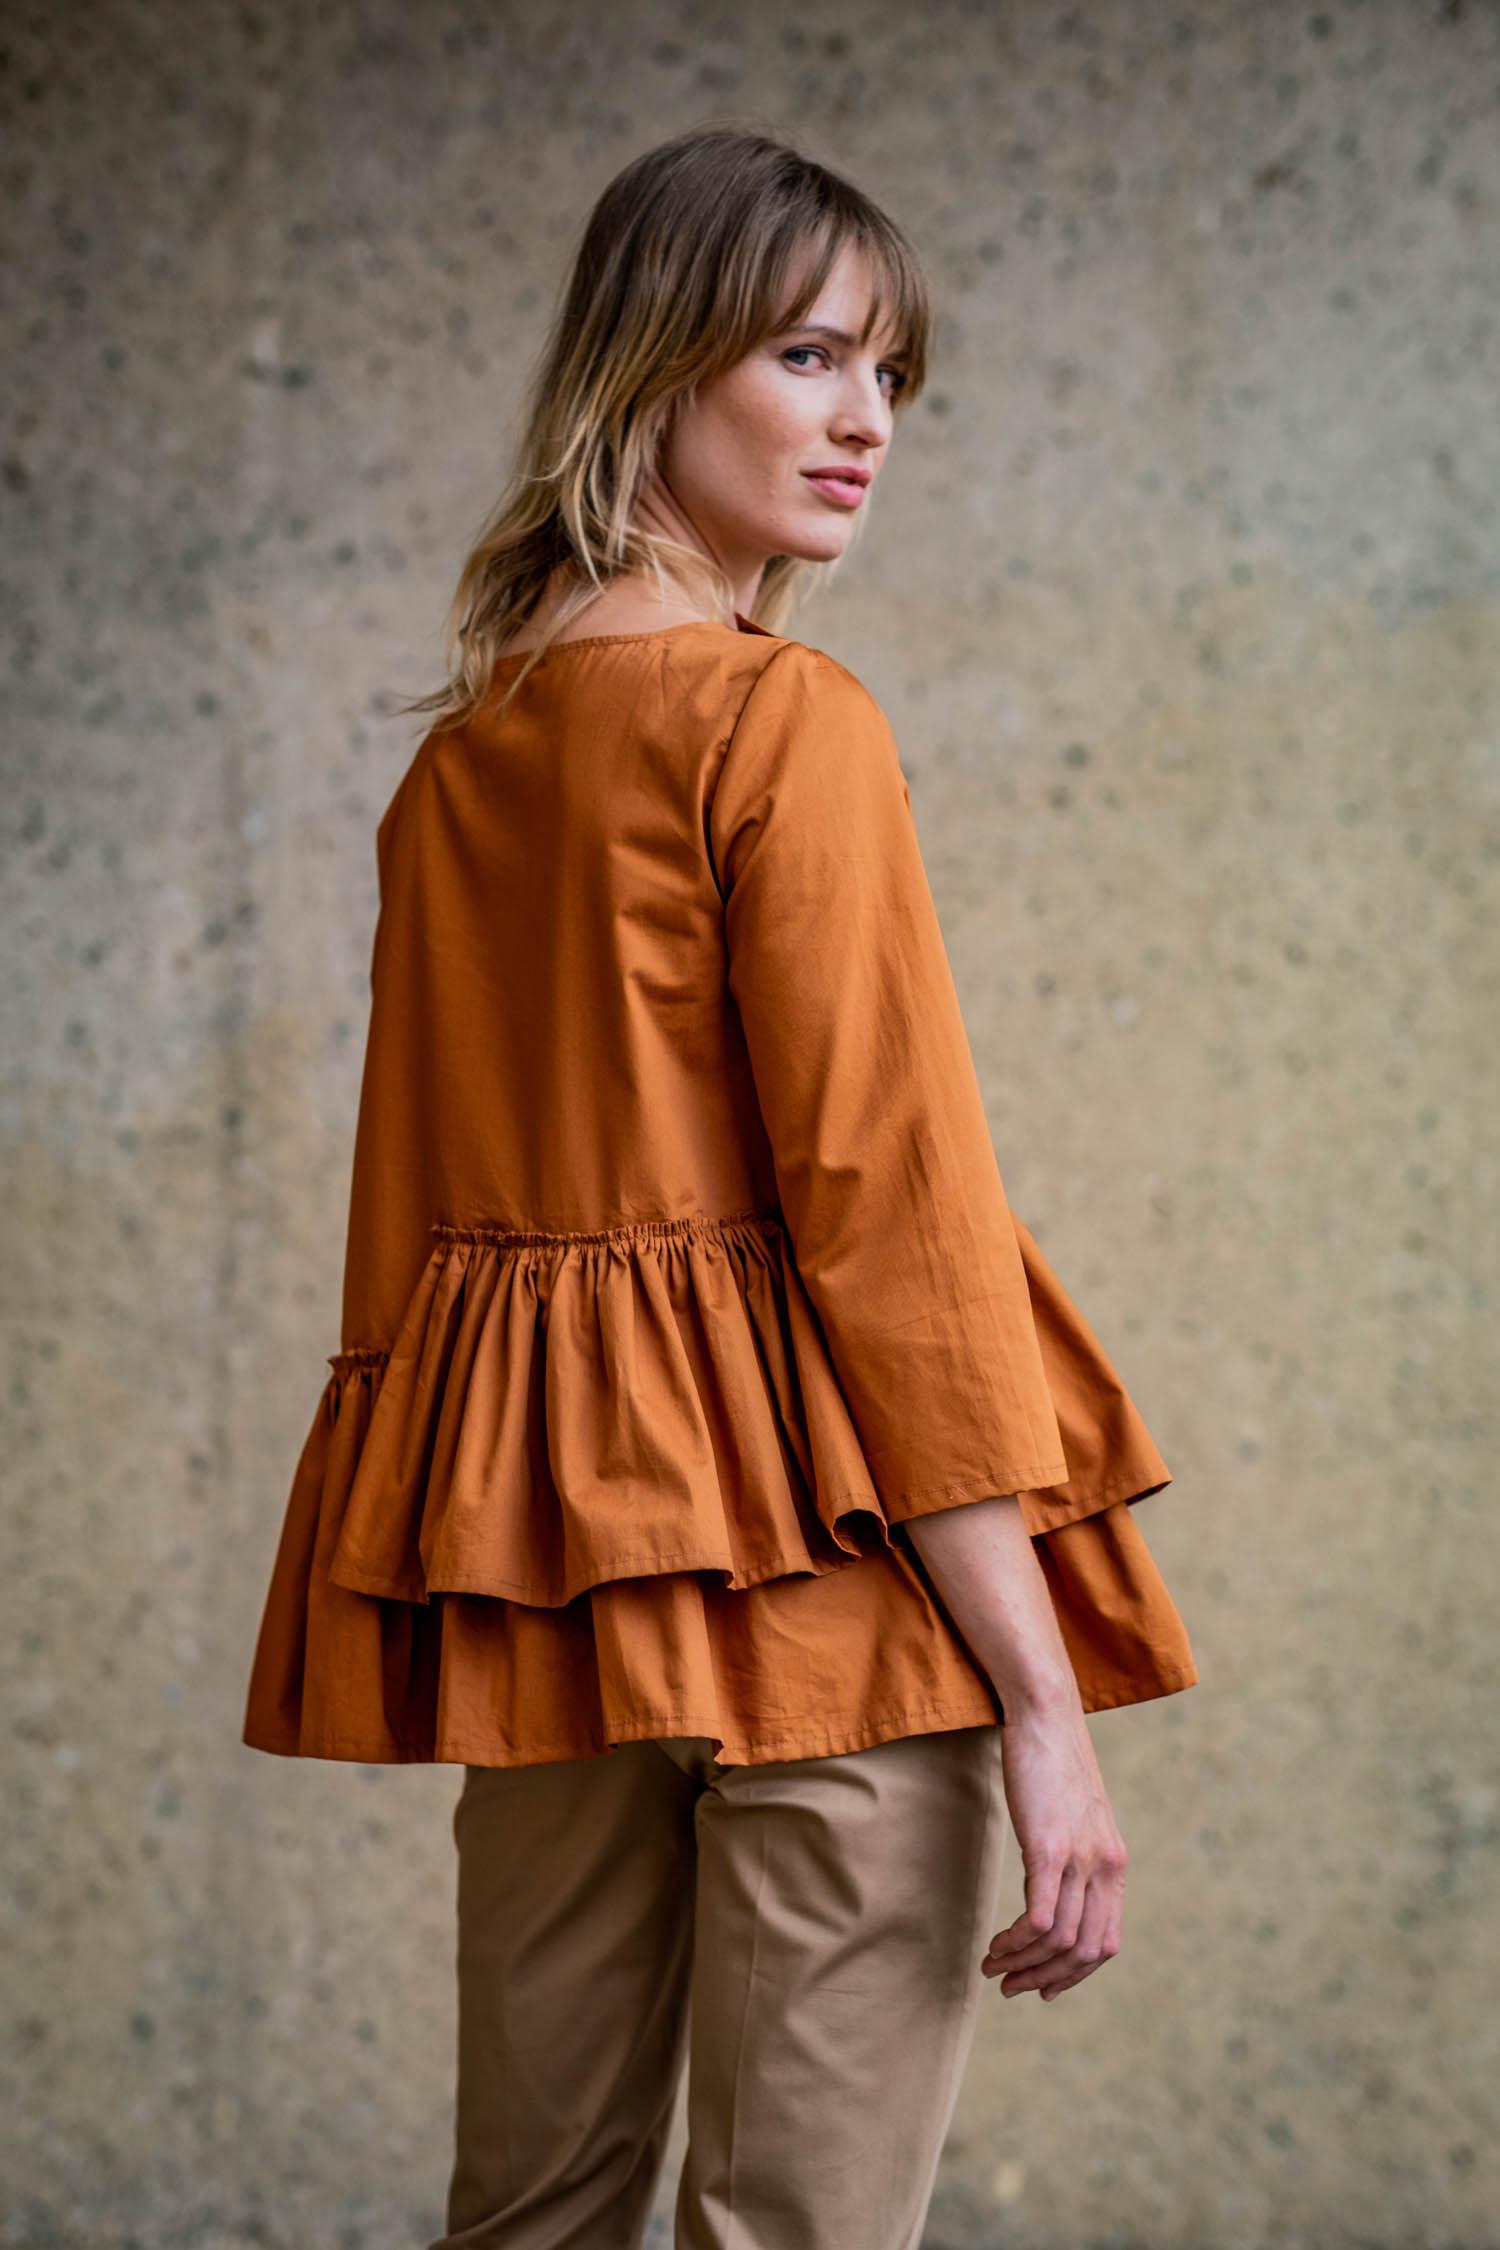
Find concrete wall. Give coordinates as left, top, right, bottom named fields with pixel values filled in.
left=4, top=1, right=1494, bottom=2243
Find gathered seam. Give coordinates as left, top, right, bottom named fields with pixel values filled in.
left=431, top=1205, right=783, bottom=1251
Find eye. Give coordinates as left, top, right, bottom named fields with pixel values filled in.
left=781, top=344, right=908, bottom=396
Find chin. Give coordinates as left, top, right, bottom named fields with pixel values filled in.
left=777, top=528, right=854, bottom=565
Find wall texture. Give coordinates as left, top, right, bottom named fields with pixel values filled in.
left=3, top=1, right=1495, bottom=2245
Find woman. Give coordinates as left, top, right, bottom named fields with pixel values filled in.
left=242, top=126, right=1198, bottom=2250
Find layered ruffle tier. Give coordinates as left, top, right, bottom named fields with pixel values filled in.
left=241, top=1208, right=1197, bottom=1766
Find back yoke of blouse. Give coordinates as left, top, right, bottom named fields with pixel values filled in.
left=241, top=613, right=1198, bottom=1767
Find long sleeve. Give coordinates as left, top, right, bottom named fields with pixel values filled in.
left=709, top=642, right=1071, bottom=1522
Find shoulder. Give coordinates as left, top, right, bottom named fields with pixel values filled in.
left=708, top=633, right=909, bottom=870
left=718, top=632, right=892, bottom=753
left=650, top=626, right=894, bottom=801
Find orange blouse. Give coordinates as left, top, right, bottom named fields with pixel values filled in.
left=241, top=613, right=1197, bottom=1769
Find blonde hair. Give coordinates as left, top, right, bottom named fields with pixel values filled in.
left=399, top=124, right=931, bottom=730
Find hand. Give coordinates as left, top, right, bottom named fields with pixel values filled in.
left=981, top=1702, right=1128, bottom=2002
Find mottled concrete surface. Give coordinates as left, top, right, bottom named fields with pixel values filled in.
left=3, top=0, right=1495, bottom=2245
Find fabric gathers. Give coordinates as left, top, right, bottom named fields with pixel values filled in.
left=241, top=615, right=1197, bottom=1769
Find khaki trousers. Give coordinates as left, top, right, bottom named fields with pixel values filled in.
left=424, top=1721, right=1009, bottom=2250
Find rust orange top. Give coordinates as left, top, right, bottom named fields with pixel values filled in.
left=241, top=612, right=1197, bottom=1769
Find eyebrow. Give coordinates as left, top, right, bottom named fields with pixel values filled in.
left=782, top=321, right=912, bottom=365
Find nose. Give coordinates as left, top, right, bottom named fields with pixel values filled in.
left=828, top=389, right=887, bottom=455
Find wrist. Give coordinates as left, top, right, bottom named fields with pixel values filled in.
left=993, top=1676, right=1083, bottom=1729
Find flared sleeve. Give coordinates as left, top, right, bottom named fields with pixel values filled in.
left=709, top=642, right=1073, bottom=1522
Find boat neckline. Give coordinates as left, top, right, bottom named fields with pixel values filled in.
left=490, top=613, right=767, bottom=664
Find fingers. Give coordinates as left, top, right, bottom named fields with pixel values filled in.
left=982, top=1861, right=1125, bottom=2000
left=982, top=1861, right=1084, bottom=1981
left=984, top=1846, right=1070, bottom=1971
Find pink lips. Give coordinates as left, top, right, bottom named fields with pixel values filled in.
left=802, top=470, right=868, bottom=508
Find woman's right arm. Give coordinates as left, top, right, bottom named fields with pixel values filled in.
left=710, top=645, right=1130, bottom=1999
left=903, top=1494, right=1129, bottom=2004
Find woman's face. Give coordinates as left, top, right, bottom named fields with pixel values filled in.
left=647, top=243, right=910, bottom=602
